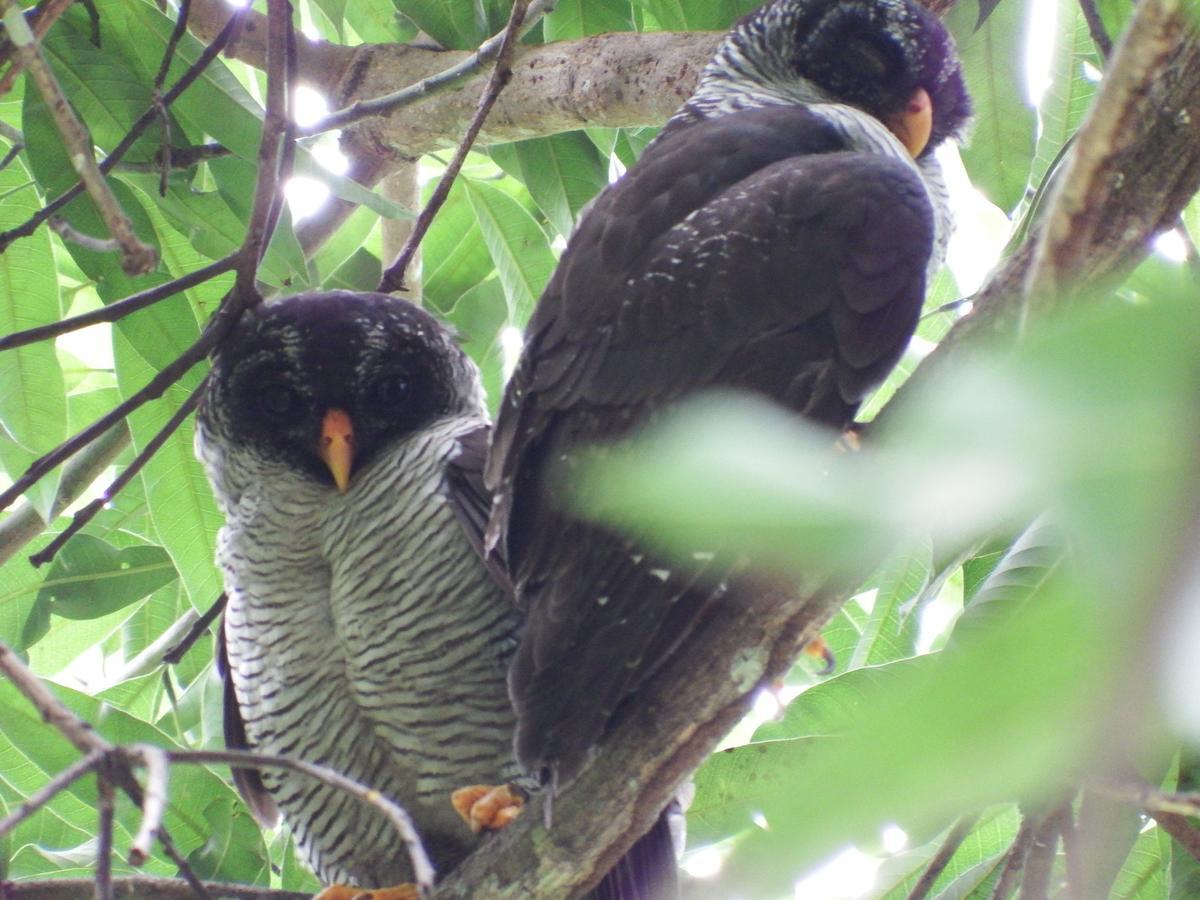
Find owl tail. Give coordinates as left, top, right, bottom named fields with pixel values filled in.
left=588, top=798, right=683, bottom=900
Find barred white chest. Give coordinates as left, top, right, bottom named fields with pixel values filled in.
left=217, top=415, right=520, bottom=886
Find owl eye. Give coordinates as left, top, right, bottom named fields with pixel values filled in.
left=259, top=383, right=301, bottom=417
left=368, top=374, right=410, bottom=406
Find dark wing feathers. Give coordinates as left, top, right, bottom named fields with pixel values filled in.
left=489, top=104, right=935, bottom=779
left=217, top=624, right=279, bottom=827
left=444, top=422, right=515, bottom=594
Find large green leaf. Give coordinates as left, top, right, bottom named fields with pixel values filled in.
left=0, top=158, right=65, bottom=519
left=629, top=0, right=758, bottom=31
left=112, top=330, right=223, bottom=610
left=543, top=0, right=634, bottom=40
left=463, top=176, right=557, bottom=325
left=491, top=132, right=608, bottom=239
left=948, top=0, right=1037, bottom=213
left=19, top=534, right=176, bottom=650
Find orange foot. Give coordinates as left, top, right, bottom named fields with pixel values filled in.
left=802, top=636, right=836, bottom=674
left=451, top=783, right=525, bottom=833
left=313, top=885, right=419, bottom=900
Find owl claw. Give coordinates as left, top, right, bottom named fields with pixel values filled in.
left=451, top=783, right=526, bottom=833
left=312, top=885, right=419, bottom=900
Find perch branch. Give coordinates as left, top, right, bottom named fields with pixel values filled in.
left=1, top=0, right=157, bottom=275
left=302, top=0, right=553, bottom=138
left=1151, top=812, right=1200, bottom=862
left=1078, top=0, right=1114, bottom=59
left=1023, top=0, right=1187, bottom=318
left=127, top=745, right=169, bottom=867
left=378, top=0, right=533, bottom=292
left=0, top=878, right=310, bottom=899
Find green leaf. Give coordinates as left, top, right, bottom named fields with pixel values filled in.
left=463, top=176, right=557, bottom=325
left=396, top=0, right=493, bottom=49
left=544, top=0, right=634, bottom=40
left=491, top=133, right=608, bottom=239
left=423, top=177, right=497, bottom=314
left=445, top=278, right=510, bottom=415
left=847, top=538, right=931, bottom=669
left=112, top=330, right=223, bottom=609
left=1111, top=823, right=1170, bottom=898
left=689, top=738, right=824, bottom=845
left=948, top=0, right=1037, bottom=213
left=877, top=806, right=1018, bottom=898
left=19, top=534, right=175, bottom=650
left=629, top=0, right=757, bottom=31
left=0, top=157, right=65, bottom=519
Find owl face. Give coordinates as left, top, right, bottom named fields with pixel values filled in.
left=711, top=0, right=971, bottom=155
left=200, top=292, right=482, bottom=492
left=787, top=0, right=969, bottom=147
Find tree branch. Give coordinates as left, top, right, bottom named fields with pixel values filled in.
left=0, top=878, right=310, bottom=899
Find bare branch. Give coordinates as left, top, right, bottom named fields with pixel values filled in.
left=1078, top=0, right=1115, bottom=59
left=96, top=776, right=115, bottom=900
left=1151, top=812, right=1200, bottom=862
left=1, top=0, right=157, bottom=275
left=1, top=879, right=309, bottom=900
left=304, top=0, right=554, bottom=138
left=1023, top=0, right=1190, bottom=317
left=378, top=0, right=535, bottom=292
left=991, top=812, right=1038, bottom=900
left=127, top=746, right=169, bottom=867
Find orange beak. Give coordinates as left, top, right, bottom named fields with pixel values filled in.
left=884, top=86, right=933, bottom=158
left=317, top=408, right=355, bottom=494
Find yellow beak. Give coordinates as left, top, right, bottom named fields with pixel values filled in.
left=317, top=408, right=355, bottom=494
left=884, top=86, right=933, bottom=158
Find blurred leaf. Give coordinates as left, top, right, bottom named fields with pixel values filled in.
left=423, top=177, right=498, bottom=314
left=689, top=738, right=824, bottom=845
left=847, top=538, right=931, bottom=668
left=695, top=586, right=1115, bottom=897
left=445, top=278, right=510, bottom=414
left=1111, top=824, right=1170, bottom=898
left=876, top=806, right=1018, bottom=897
left=629, top=0, right=757, bottom=31
left=975, top=0, right=1003, bottom=29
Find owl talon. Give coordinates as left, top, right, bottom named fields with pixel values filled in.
left=451, top=783, right=525, bottom=833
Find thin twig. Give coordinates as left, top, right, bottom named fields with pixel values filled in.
left=0, top=254, right=237, bottom=354
left=1151, top=812, right=1200, bottom=862
left=96, top=775, right=115, bottom=900
left=0, top=423, right=129, bottom=568
left=30, top=380, right=206, bottom=567
left=162, top=593, right=226, bottom=665
left=1, top=2, right=158, bottom=275
left=906, top=812, right=981, bottom=900
left=233, top=0, right=293, bottom=296
left=991, top=812, right=1040, bottom=900
left=379, top=0, right=532, bottom=292
left=1018, top=805, right=1067, bottom=900
left=0, top=642, right=212, bottom=899
left=0, top=0, right=76, bottom=97
left=1095, top=777, right=1200, bottom=817
left=127, top=746, right=169, bottom=867
left=300, top=0, right=555, bottom=138
left=1078, top=0, right=1114, bottom=59
left=165, top=748, right=436, bottom=894
left=48, top=217, right=123, bottom=253
left=0, top=5, right=249, bottom=253
left=0, top=749, right=104, bottom=839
